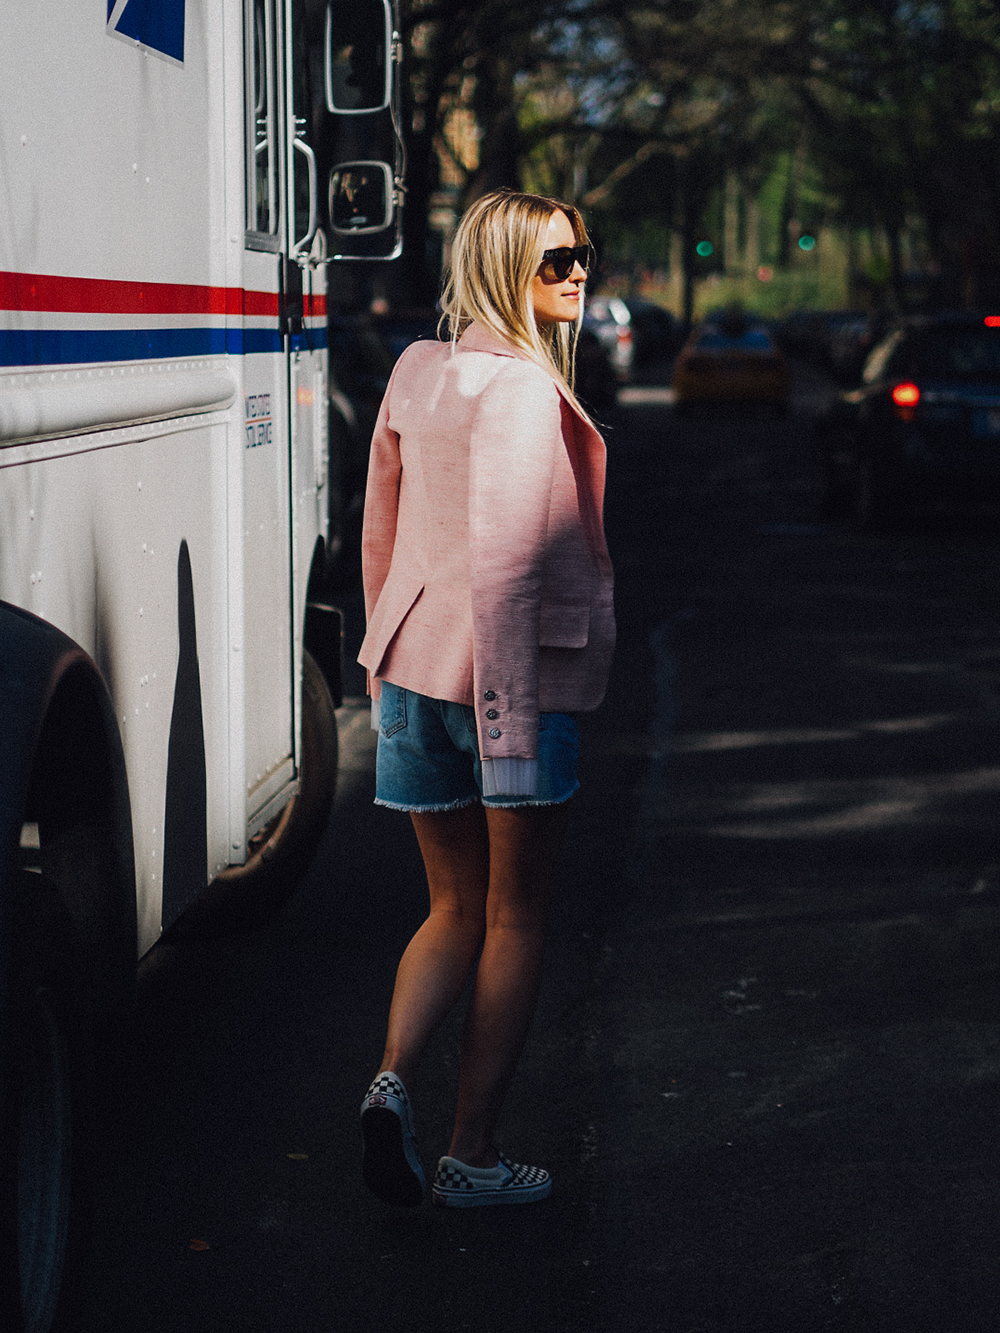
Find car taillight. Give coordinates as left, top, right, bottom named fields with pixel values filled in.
left=892, top=381, right=920, bottom=421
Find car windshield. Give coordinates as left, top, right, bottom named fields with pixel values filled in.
left=916, top=327, right=1000, bottom=382
left=696, top=328, right=772, bottom=351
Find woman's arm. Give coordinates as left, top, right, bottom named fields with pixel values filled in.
left=360, top=361, right=405, bottom=703
left=468, top=361, right=562, bottom=769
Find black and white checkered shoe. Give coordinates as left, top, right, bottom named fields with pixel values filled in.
left=432, top=1151, right=552, bottom=1208
left=360, top=1071, right=426, bottom=1206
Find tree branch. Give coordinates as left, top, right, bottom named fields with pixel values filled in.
left=581, top=139, right=672, bottom=207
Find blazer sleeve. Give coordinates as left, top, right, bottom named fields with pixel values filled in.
left=468, top=361, right=562, bottom=761
left=360, top=359, right=404, bottom=702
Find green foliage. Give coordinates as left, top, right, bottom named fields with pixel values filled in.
left=395, top=0, right=1000, bottom=310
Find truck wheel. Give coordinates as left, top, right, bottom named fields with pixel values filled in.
left=170, top=651, right=337, bottom=938
left=4, top=864, right=94, bottom=1333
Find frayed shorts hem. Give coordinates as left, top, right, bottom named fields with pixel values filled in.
left=373, top=784, right=578, bottom=814
left=373, top=794, right=480, bottom=814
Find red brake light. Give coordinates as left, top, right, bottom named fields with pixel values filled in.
left=985, top=316, right=1000, bottom=327
left=891, top=382, right=920, bottom=406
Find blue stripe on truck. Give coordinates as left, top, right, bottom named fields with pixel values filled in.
left=0, top=327, right=326, bottom=367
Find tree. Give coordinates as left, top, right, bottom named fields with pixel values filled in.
left=386, top=0, right=1000, bottom=311
left=391, top=0, right=573, bottom=306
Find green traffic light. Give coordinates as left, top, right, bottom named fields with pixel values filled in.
left=696, top=241, right=713, bottom=257
left=798, top=235, right=816, bottom=251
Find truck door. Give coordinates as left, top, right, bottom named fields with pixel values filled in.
left=239, top=0, right=326, bottom=846
left=240, top=0, right=294, bottom=843
left=286, top=0, right=329, bottom=677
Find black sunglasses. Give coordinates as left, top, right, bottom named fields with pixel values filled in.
left=539, top=243, right=593, bottom=281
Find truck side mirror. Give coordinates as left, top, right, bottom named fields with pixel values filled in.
left=329, top=161, right=393, bottom=234
left=325, top=0, right=392, bottom=114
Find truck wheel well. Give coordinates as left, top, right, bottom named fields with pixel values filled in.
left=24, top=662, right=136, bottom=1023
left=28, top=664, right=119, bottom=833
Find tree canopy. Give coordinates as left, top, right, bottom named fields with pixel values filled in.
left=387, top=0, right=1000, bottom=310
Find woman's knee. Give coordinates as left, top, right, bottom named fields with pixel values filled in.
left=427, top=896, right=487, bottom=937
left=483, top=900, right=549, bottom=937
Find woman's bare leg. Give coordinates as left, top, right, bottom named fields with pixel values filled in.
left=377, top=802, right=490, bottom=1087
left=447, top=801, right=569, bottom=1168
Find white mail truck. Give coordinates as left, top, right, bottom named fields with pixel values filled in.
left=0, top=0, right=401, bottom=1326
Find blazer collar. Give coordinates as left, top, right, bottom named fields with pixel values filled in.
left=457, top=322, right=528, bottom=359
left=457, top=322, right=603, bottom=439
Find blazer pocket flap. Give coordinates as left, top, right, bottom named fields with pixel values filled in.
left=539, top=602, right=590, bottom=648
left=360, top=575, right=425, bottom=676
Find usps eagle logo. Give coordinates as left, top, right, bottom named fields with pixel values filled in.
left=107, top=0, right=186, bottom=64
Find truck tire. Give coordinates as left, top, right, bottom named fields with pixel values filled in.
left=0, top=634, right=136, bottom=1333
left=6, top=857, right=95, bottom=1333
left=170, top=651, right=337, bottom=938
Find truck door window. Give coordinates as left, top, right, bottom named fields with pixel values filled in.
left=290, top=0, right=324, bottom=249
left=246, top=0, right=278, bottom=238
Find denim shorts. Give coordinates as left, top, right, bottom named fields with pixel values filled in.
left=374, top=681, right=580, bottom=812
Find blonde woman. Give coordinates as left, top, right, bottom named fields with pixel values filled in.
left=357, top=190, right=615, bottom=1208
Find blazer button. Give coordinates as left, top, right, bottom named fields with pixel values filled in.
left=484, top=690, right=497, bottom=701
left=488, top=728, right=501, bottom=739
left=486, top=709, right=498, bottom=720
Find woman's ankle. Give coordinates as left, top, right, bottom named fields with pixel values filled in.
left=446, top=1142, right=499, bottom=1169
left=376, top=1055, right=416, bottom=1089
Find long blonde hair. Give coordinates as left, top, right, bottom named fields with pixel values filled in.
left=440, top=189, right=591, bottom=414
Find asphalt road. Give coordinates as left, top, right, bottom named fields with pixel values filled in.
left=86, top=362, right=1000, bottom=1333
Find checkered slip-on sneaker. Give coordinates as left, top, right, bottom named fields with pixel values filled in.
left=432, top=1151, right=551, bottom=1208
left=360, top=1071, right=426, bottom=1206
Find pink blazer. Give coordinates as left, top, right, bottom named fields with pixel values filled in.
left=358, top=322, right=615, bottom=761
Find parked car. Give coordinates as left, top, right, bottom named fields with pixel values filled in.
left=776, top=309, right=864, bottom=373
left=623, top=298, right=681, bottom=370
left=827, top=309, right=898, bottom=386
left=672, top=313, right=789, bottom=413
left=574, top=325, right=620, bottom=417
left=815, top=313, right=1000, bottom=526
left=584, top=295, right=634, bottom=380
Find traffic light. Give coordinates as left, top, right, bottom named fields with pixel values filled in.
left=691, top=237, right=722, bottom=274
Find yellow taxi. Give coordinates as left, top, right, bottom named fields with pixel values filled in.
left=673, top=313, right=789, bottom=414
